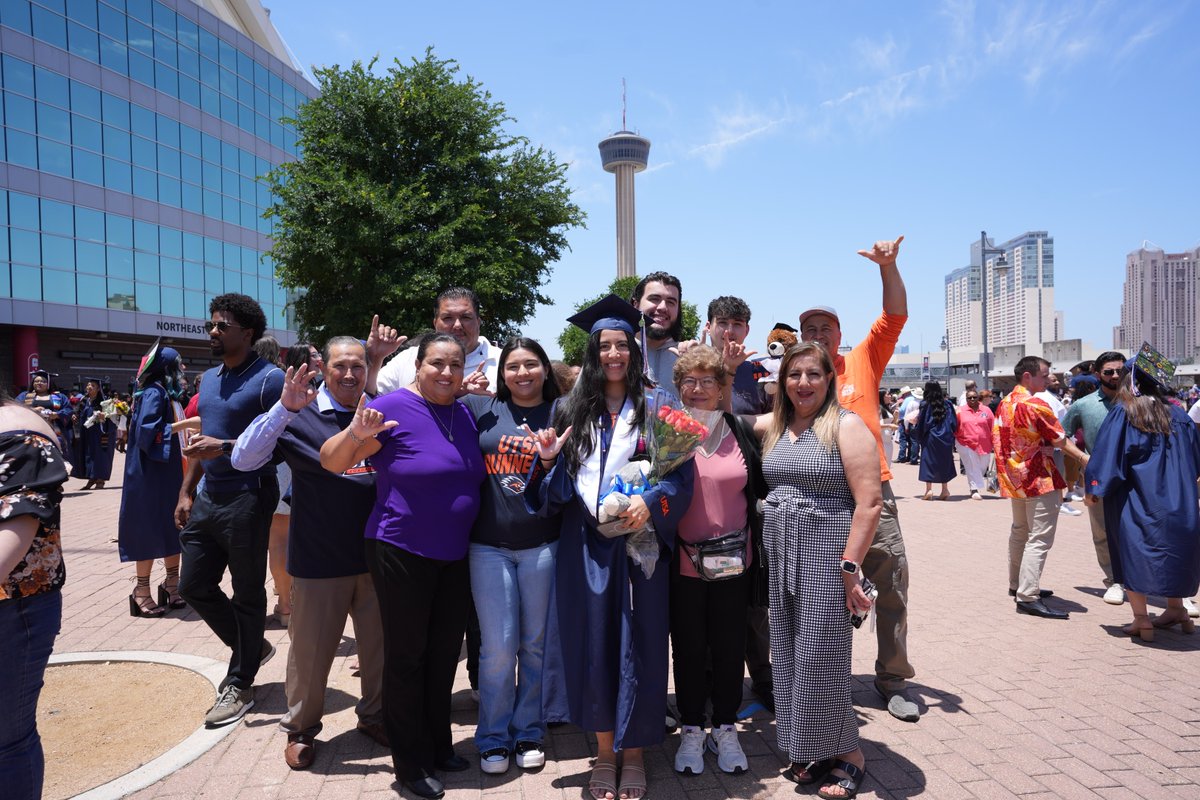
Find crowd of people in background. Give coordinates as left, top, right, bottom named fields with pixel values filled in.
left=4, top=234, right=1200, bottom=800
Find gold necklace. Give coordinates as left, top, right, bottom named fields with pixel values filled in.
left=419, top=391, right=455, bottom=442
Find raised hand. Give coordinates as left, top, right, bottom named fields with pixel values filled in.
left=521, top=424, right=573, bottom=461
left=720, top=330, right=758, bottom=373
left=349, top=393, right=398, bottom=440
left=280, top=364, right=318, bottom=412
left=462, top=364, right=491, bottom=396
left=857, top=235, right=905, bottom=267
left=365, top=313, right=407, bottom=362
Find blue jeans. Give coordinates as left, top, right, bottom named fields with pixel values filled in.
left=0, top=589, right=62, bottom=800
left=468, top=541, right=557, bottom=752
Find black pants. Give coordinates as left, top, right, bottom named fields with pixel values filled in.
left=669, top=569, right=749, bottom=727
left=366, top=539, right=469, bottom=781
left=744, top=604, right=772, bottom=694
left=178, top=480, right=277, bottom=691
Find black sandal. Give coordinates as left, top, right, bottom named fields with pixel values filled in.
left=817, top=759, right=866, bottom=799
left=784, top=759, right=834, bottom=785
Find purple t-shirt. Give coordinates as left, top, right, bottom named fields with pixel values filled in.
left=365, top=389, right=485, bottom=560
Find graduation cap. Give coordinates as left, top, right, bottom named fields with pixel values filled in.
left=772, top=322, right=797, bottom=334
left=135, top=338, right=162, bottom=383
left=567, top=294, right=648, bottom=336
left=1129, top=341, right=1175, bottom=393
left=29, top=369, right=52, bottom=381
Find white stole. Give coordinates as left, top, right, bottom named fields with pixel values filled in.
left=575, top=397, right=638, bottom=519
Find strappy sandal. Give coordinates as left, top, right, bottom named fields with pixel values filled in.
left=817, top=759, right=866, bottom=799
left=785, top=759, right=834, bottom=785
left=158, top=577, right=187, bottom=609
left=618, top=763, right=647, bottom=800
left=589, top=760, right=618, bottom=800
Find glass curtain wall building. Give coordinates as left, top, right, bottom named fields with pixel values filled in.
left=0, top=0, right=315, bottom=391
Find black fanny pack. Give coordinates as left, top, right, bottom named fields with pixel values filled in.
left=681, top=528, right=748, bottom=581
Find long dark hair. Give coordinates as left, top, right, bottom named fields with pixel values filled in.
left=496, top=337, right=560, bottom=405
left=1117, top=369, right=1173, bottom=435
left=286, top=343, right=313, bottom=371
left=924, top=381, right=947, bottom=424
left=554, top=328, right=649, bottom=474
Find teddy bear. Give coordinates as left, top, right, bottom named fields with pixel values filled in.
left=758, top=322, right=798, bottom=395
left=596, top=461, right=651, bottom=536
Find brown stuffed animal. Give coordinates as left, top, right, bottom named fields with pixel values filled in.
left=760, top=323, right=798, bottom=395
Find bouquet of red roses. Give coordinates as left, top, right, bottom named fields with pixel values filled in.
left=648, top=403, right=709, bottom=484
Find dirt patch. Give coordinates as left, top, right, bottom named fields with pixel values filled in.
left=38, top=661, right=213, bottom=800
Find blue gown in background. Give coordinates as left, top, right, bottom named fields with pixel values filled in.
left=71, top=395, right=116, bottom=481
left=1085, top=403, right=1200, bottom=597
left=915, top=399, right=959, bottom=483
left=118, top=384, right=184, bottom=562
left=525, top=441, right=693, bottom=751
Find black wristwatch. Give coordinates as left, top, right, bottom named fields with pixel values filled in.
left=840, top=559, right=859, bottom=575
left=220, top=440, right=233, bottom=455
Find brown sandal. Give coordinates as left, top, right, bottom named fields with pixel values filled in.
left=618, top=763, right=647, bottom=800
left=589, top=761, right=618, bottom=800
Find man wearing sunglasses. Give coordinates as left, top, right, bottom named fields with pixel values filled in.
left=175, top=293, right=286, bottom=727
left=1062, top=352, right=1126, bottom=605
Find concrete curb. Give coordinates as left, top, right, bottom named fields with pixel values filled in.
left=47, top=650, right=233, bottom=800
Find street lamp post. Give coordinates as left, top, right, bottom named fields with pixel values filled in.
left=941, top=332, right=951, bottom=389
left=979, top=230, right=1009, bottom=390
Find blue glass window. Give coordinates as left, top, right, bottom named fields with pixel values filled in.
left=106, top=214, right=132, bottom=247
left=182, top=260, right=202, bottom=286
left=198, top=25, right=217, bottom=59
left=199, top=55, right=217, bottom=88
left=154, top=62, right=177, bottom=96
left=156, top=119, right=180, bottom=151
left=12, top=264, right=42, bottom=299
left=73, top=148, right=103, bottom=184
left=184, top=288, right=203, bottom=318
left=0, top=0, right=32, bottom=35
left=127, top=18, right=152, bottom=56
left=5, top=128, right=37, bottom=167
left=66, top=0, right=96, bottom=26
left=178, top=75, right=198, bottom=108
left=218, top=65, right=235, bottom=96
left=2, top=56, right=34, bottom=95
left=42, top=234, right=75, bottom=270
left=179, top=123, right=199, bottom=154
left=130, top=103, right=155, bottom=137
left=182, top=233, right=202, bottom=261
left=201, top=160, right=219, bottom=189
left=6, top=92, right=36, bottom=131
left=200, top=84, right=218, bottom=116
left=221, top=167, right=238, bottom=195
left=99, top=36, right=128, bottom=75
left=180, top=153, right=201, bottom=184
left=38, top=139, right=72, bottom=177
left=218, top=39, right=235, bottom=68
left=77, top=272, right=105, bottom=307
left=43, top=268, right=76, bottom=304
left=37, top=102, right=71, bottom=141
left=221, top=140, right=238, bottom=170
left=127, top=0, right=151, bottom=23
left=0, top=193, right=7, bottom=224
left=102, top=124, right=130, bottom=159
left=129, top=51, right=154, bottom=86
left=177, top=45, right=199, bottom=78
left=204, top=265, right=221, bottom=292
left=237, top=76, right=252, bottom=105
left=201, top=190, right=219, bottom=218
left=219, top=94, right=237, bottom=125
left=75, top=207, right=104, bottom=241
left=76, top=240, right=105, bottom=274
left=181, top=182, right=201, bottom=213
left=203, top=236, right=221, bottom=265
left=223, top=270, right=240, bottom=293
left=239, top=202, right=256, bottom=230
left=158, top=174, right=180, bottom=206
left=69, top=80, right=101, bottom=119
left=40, top=198, right=72, bottom=235
left=160, top=285, right=182, bottom=316
left=101, top=93, right=128, bottom=126
left=97, top=2, right=124, bottom=39
left=67, top=21, right=99, bottom=61
left=132, top=167, right=156, bottom=200
left=35, top=66, right=69, bottom=107
left=134, top=251, right=158, bottom=282
left=221, top=195, right=238, bottom=224
left=11, top=228, right=40, bottom=263
left=177, top=17, right=197, bottom=51
left=107, top=277, right=135, bottom=310
left=165, top=255, right=187, bottom=286
left=130, top=134, right=155, bottom=168
left=31, top=7, right=68, bottom=50
left=133, top=219, right=155, bottom=251
left=106, top=245, right=132, bottom=277
left=71, top=114, right=101, bottom=149
left=9, top=192, right=38, bottom=229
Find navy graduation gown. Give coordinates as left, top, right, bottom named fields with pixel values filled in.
left=71, top=395, right=116, bottom=481
left=1085, top=403, right=1200, bottom=597
left=118, top=385, right=184, bottom=562
left=525, top=453, right=693, bottom=751
left=915, top=399, right=959, bottom=483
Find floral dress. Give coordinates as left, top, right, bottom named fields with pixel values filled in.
left=1, top=431, right=68, bottom=601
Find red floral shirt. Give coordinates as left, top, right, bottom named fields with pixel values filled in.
left=1, top=431, right=68, bottom=601
left=992, top=385, right=1065, bottom=499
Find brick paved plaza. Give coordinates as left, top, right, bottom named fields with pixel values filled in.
left=52, top=453, right=1200, bottom=799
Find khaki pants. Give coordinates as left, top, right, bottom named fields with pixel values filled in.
left=1086, top=501, right=1115, bottom=587
left=1008, top=494, right=1061, bottom=602
left=281, top=573, right=385, bottom=736
left=861, top=481, right=915, bottom=692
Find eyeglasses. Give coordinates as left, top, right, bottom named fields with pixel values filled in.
left=206, top=320, right=244, bottom=333
left=966, top=395, right=979, bottom=400
left=1100, top=368, right=1121, bottom=377
left=679, top=377, right=720, bottom=390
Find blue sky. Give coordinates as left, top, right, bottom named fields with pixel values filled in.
left=271, top=0, right=1200, bottom=358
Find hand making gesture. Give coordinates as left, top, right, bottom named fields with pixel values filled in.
left=365, top=314, right=406, bottom=363
left=280, top=363, right=318, bottom=412
left=522, top=424, right=574, bottom=465
left=349, top=393, right=398, bottom=441
left=718, top=330, right=757, bottom=374
left=857, top=235, right=904, bottom=267
left=462, top=363, right=491, bottom=396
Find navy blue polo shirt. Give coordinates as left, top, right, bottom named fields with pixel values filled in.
left=197, top=354, right=285, bottom=491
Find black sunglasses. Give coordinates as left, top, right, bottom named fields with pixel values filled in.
left=1100, top=368, right=1121, bottom=377
left=206, top=320, right=244, bottom=333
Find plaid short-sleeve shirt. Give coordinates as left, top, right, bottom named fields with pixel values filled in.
left=992, top=384, right=1066, bottom=499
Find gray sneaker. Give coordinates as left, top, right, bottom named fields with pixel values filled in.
left=205, top=684, right=255, bottom=727
left=874, top=680, right=920, bottom=722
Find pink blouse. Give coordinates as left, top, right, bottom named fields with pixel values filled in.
left=676, top=432, right=750, bottom=580
left=956, top=404, right=995, bottom=454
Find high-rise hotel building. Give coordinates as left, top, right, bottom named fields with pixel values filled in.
left=1114, top=245, right=1200, bottom=362
left=0, top=0, right=316, bottom=390
left=944, top=231, right=1064, bottom=353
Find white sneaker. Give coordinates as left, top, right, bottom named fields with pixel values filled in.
left=706, top=725, right=748, bottom=774
left=1184, top=597, right=1199, bottom=618
left=1103, top=583, right=1126, bottom=605
left=1066, top=491, right=1085, bottom=502
left=514, top=741, right=545, bottom=770
left=1060, top=503, right=1082, bottom=516
left=674, top=725, right=706, bottom=775
left=480, top=747, right=509, bottom=774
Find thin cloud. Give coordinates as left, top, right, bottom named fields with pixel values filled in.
left=687, top=104, right=790, bottom=168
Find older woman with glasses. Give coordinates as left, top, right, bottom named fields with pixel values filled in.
left=955, top=389, right=994, bottom=500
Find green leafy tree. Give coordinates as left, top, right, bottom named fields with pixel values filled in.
left=558, top=276, right=700, bottom=366
left=264, top=52, right=585, bottom=343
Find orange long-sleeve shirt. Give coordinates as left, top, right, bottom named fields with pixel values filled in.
left=834, top=311, right=907, bottom=483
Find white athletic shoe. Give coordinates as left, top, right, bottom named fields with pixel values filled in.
left=1103, top=583, right=1126, bottom=605
left=1060, top=503, right=1082, bottom=516
left=1065, top=491, right=1085, bottom=502
left=1183, top=597, right=1199, bottom=618
left=674, top=726, right=706, bottom=775
left=706, top=725, right=748, bottom=774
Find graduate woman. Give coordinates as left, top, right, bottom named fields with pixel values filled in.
left=525, top=296, right=694, bottom=800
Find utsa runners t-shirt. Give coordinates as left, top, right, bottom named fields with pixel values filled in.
left=462, top=395, right=561, bottom=549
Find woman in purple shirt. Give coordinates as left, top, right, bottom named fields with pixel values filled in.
left=321, top=334, right=485, bottom=800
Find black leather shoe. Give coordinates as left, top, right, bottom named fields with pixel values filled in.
left=435, top=753, right=470, bottom=772
left=1009, top=588, right=1054, bottom=598
left=404, top=774, right=445, bottom=799
left=1015, top=599, right=1069, bottom=620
